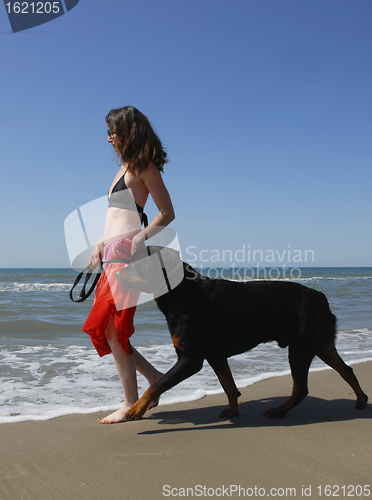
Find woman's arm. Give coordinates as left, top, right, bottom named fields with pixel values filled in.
left=131, top=163, right=175, bottom=255
left=89, top=237, right=105, bottom=269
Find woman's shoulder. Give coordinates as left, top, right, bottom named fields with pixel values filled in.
left=137, top=161, right=163, bottom=181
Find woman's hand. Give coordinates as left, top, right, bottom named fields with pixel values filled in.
left=131, top=230, right=146, bottom=256
left=89, top=242, right=103, bottom=269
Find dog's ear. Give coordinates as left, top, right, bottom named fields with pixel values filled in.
left=141, top=246, right=180, bottom=265
left=130, top=246, right=183, bottom=296
left=157, top=247, right=181, bottom=267
left=132, top=246, right=151, bottom=262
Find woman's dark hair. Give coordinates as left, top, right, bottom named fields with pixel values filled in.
left=105, top=106, right=167, bottom=174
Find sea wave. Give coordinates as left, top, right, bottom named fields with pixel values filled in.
left=295, top=276, right=372, bottom=282
left=0, top=335, right=371, bottom=424
left=0, top=283, right=72, bottom=292
left=1, top=357, right=371, bottom=425
left=229, top=275, right=372, bottom=284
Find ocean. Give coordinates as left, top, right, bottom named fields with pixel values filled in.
left=0, top=267, right=371, bottom=424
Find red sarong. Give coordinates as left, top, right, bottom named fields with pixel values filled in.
left=82, top=238, right=141, bottom=357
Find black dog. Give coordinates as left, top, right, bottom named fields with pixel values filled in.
left=116, top=246, right=368, bottom=420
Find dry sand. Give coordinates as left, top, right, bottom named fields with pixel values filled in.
left=0, top=362, right=371, bottom=500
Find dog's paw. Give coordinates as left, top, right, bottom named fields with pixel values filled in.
left=264, top=407, right=286, bottom=418
left=124, top=410, right=144, bottom=421
left=219, top=407, right=239, bottom=419
left=124, top=401, right=148, bottom=421
left=355, top=393, right=368, bottom=409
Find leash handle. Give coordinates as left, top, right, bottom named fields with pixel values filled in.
left=69, top=213, right=177, bottom=301
left=69, top=257, right=133, bottom=303
left=70, top=211, right=149, bottom=303
left=69, top=265, right=101, bottom=303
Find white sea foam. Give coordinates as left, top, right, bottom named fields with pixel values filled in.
left=0, top=283, right=72, bottom=292
left=1, top=267, right=370, bottom=423
left=0, top=332, right=371, bottom=424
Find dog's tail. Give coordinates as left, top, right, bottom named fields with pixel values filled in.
left=298, top=289, right=337, bottom=345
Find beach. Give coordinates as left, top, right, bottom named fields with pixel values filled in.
left=0, top=361, right=370, bottom=500
left=1, top=267, right=372, bottom=424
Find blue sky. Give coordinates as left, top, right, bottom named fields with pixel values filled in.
left=1, top=0, right=371, bottom=268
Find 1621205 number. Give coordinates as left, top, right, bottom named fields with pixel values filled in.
left=5, top=2, right=61, bottom=14
left=317, top=485, right=371, bottom=497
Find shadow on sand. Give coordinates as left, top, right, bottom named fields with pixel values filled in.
left=138, top=395, right=371, bottom=435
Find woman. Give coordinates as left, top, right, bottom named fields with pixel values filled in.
left=83, top=106, right=175, bottom=424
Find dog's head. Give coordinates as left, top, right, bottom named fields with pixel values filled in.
left=116, top=246, right=184, bottom=296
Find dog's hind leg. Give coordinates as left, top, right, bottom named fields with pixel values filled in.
left=207, top=357, right=241, bottom=419
left=124, top=356, right=204, bottom=420
left=316, top=342, right=368, bottom=409
left=264, top=344, right=315, bottom=418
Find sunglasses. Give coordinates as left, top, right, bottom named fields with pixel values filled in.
left=107, top=129, right=117, bottom=137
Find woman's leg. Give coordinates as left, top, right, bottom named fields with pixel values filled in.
left=132, top=347, right=163, bottom=384
left=98, top=316, right=164, bottom=423
left=132, top=347, right=163, bottom=409
left=98, top=315, right=139, bottom=424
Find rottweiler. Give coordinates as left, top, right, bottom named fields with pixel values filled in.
left=116, top=246, right=368, bottom=420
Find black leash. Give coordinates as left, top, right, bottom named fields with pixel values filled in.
left=69, top=257, right=132, bottom=303
left=156, top=250, right=172, bottom=293
left=69, top=213, right=175, bottom=303
left=70, top=251, right=172, bottom=302
left=70, top=212, right=148, bottom=303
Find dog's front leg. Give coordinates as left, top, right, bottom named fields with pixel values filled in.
left=125, top=356, right=204, bottom=420
left=208, top=357, right=241, bottom=418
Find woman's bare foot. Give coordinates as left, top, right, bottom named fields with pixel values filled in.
left=98, top=404, right=133, bottom=424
